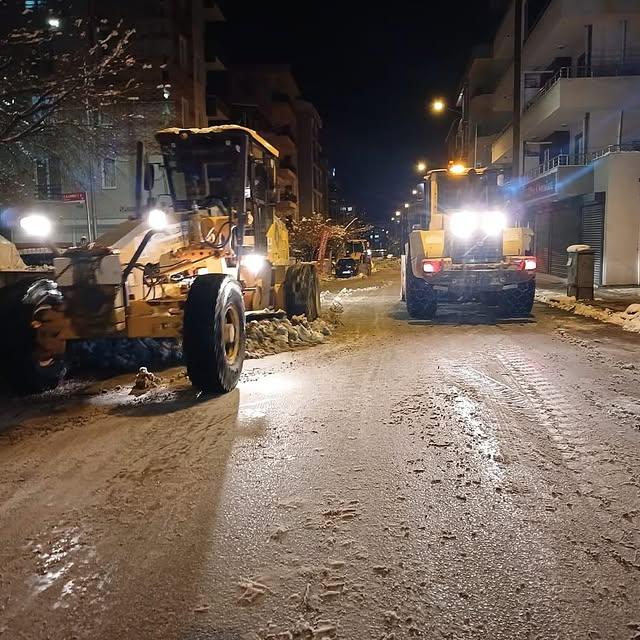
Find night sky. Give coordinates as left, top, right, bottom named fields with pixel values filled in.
left=217, top=1, right=507, bottom=223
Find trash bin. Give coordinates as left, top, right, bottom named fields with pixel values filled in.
left=567, top=244, right=594, bottom=300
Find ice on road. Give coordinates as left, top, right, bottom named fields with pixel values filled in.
left=1, top=269, right=640, bottom=640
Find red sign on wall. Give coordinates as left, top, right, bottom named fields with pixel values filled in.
left=62, top=192, right=87, bottom=202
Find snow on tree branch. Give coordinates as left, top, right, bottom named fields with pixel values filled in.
left=289, top=213, right=371, bottom=261
left=0, top=1, right=163, bottom=202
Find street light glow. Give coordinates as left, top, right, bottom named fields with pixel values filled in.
left=448, top=162, right=466, bottom=175
left=416, top=161, right=427, bottom=173
left=431, top=99, right=445, bottom=113
left=412, top=189, right=418, bottom=195
left=395, top=211, right=401, bottom=217
left=404, top=203, right=410, bottom=209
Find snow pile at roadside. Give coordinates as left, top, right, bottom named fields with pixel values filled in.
left=245, top=305, right=343, bottom=359
left=374, top=257, right=401, bottom=271
left=536, top=289, right=640, bottom=333
left=320, top=285, right=382, bottom=305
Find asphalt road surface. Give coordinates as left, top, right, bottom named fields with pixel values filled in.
left=1, top=268, right=639, bottom=640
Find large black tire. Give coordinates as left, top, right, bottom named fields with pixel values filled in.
left=284, top=263, right=320, bottom=321
left=0, top=279, right=67, bottom=394
left=405, top=253, right=437, bottom=319
left=183, top=274, right=245, bottom=393
left=498, top=280, right=535, bottom=318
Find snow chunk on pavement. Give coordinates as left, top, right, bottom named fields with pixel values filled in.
left=246, top=310, right=343, bottom=359
left=536, top=289, right=640, bottom=333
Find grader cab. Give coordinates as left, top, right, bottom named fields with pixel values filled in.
left=0, top=125, right=320, bottom=394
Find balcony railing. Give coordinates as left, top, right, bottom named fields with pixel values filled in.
left=587, top=142, right=640, bottom=161
left=527, top=142, right=640, bottom=180
left=527, top=153, right=586, bottom=179
left=525, top=58, right=640, bottom=111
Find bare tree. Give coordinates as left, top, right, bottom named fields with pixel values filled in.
left=0, top=1, right=166, bottom=202
left=289, top=213, right=371, bottom=262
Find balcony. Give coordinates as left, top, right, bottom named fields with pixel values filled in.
left=268, top=128, right=296, bottom=155
left=276, top=199, right=298, bottom=215
left=520, top=144, right=640, bottom=203
left=278, top=158, right=297, bottom=183
left=492, top=61, right=640, bottom=164
left=521, top=153, right=593, bottom=203
left=280, top=187, right=298, bottom=204
left=526, top=60, right=640, bottom=111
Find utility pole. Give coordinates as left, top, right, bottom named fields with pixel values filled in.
left=512, top=0, right=524, bottom=178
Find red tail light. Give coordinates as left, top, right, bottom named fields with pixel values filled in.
left=422, top=259, right=443, bottom=274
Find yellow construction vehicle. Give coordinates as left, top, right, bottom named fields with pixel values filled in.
left=0, top=125, right=320, bottom=394
left=401, top=166, right=536, bottom=319
left=344, top=239, right=372, bottom=276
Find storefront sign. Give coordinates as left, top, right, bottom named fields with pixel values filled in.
left=523, top=173, right=557, bottom=202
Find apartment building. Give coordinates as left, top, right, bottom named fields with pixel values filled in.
left=13, top=0, right=212, bottom=245
left=206, top=64, right=329, bottom=223
left=456, top=0, right=640, bottom=285
left=296, top=101, right=327, bottom=217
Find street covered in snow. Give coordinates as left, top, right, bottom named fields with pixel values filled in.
left=1, top=265, right=640, bottom=639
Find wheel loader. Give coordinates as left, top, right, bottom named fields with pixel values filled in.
left=401, top=166, right=536, bottom=319
left=0, top=125, right=320, bottom=394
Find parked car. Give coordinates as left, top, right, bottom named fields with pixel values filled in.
left=335, top=257, right=359, bottom=278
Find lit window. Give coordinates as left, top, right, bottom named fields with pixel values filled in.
left=102, top=158, right=117, bottom=189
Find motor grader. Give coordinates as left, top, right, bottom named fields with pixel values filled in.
left=0, top=125, right=320, bottom=394
left=401, top=166, right=536, bottom=319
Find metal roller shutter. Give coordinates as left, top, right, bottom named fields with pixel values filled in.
left=535, top=210, right=551, bottom=274
left=549, top=201, right=581, bottom=278
left=581, top=194, right=605, bottom=286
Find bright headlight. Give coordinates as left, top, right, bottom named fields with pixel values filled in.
left=20, top=213, right=52, bottom=237
left=450, top=210, right=478, bottom=239
left=243, top=253, right=266, bottom=275
left=148, top=208, right=168, bottom=230
left=482, top=211, right=507, bottom=236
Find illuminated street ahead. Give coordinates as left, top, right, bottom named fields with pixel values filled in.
left=1, top=269, right=639, bottom=639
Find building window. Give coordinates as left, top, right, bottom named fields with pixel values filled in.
left=35, top=156, right=62, bottom=199
left=102, top=158, right=117, bottom=190
left=181, top=97, right=190, bottom=127
left=178, top=35, right=189, bottom=70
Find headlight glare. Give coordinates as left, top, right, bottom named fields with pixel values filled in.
left=243, top=253, right=266, bottom=275
left=20, top=213, right=52, bottom=237
left=482, top=211, right=507, bottom=236
left=148, top=208, right=168, bottom=230
left=450, top=210, right=478, bottom=239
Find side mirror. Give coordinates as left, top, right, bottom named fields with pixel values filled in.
left=143, top=163, right=155, bottom=192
